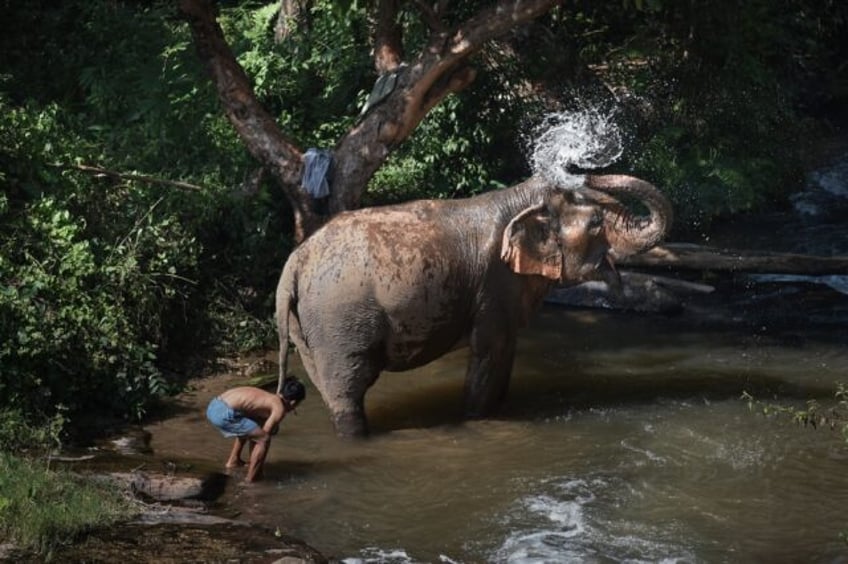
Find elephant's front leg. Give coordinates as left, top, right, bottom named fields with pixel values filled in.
left=463, top=319, right=517, bottom=418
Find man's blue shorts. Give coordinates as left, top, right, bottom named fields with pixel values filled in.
left=206, top=397, right=259, bottom=438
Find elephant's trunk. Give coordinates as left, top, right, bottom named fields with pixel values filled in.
left=583, top=174, right=673, bottom=259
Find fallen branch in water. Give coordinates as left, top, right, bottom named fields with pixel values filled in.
left=621, top=243, right=848, bottom=275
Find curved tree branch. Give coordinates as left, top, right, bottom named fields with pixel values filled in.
left=329, top=0, right=560, bottom=213
left=402, top=0, right=560, bottom=136
left=179, top=0, right=318, bottom=240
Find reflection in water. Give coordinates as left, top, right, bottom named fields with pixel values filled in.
left=146, top=305, right=848, bottom=563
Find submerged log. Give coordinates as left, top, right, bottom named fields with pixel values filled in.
left=620, top=243, right=848, bottom=275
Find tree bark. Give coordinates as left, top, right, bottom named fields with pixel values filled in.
left=621, top=243, right=848, bottom=275
left=374, top=0, right=403, bottom=73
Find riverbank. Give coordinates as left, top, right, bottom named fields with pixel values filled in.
left=0, top=452, right=139, bottom=560
left=0, top=365, right=329, bottom=563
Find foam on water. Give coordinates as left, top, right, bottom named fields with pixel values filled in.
left=528, top=107, right=624, bottom=187
left=341, top=547, right=414, bottom=564
left=343, top=547, right=461, bottom=564
left=492, top=476, right=695, bottom=563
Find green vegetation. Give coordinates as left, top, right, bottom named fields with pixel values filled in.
left=743, top=383, right=848, bottom=443
left=0, top=453, right=139, bottom=556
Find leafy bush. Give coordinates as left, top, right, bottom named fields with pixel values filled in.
left=0, top=408, right=66, bottom=455
left=743, top=383, right=848, bottom=443
left=0, top=2, right=296, bottom=433
left=368, top=96, right=511, bottom=203
left=0, top=101, right=190, bottom=426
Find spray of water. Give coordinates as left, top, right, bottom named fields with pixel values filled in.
left=528, top=106, right=624, bottom=188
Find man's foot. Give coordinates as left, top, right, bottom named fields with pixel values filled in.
left=225, top=459, right=246, bottom=469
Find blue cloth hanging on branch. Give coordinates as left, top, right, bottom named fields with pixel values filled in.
left=301, top=148, right=333, bottom=199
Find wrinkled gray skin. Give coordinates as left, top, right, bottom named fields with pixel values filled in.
left=276, top=174, right=672, bottom=437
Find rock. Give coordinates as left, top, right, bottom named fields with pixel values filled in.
left=132, top=506, right=238, bottom=527
left=27, top=470, right=332, bottom=562
left=792, top=152, right=848, bottom=223
left=103, top=471, right=228, bottom=502
left=104, top=426, right=153, bottom=456
left=0, top=543, right=16, bottom=560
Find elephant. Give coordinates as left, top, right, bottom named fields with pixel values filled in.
left=275, top=174, right=672, bottom=437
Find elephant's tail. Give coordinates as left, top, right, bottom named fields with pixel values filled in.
left=275, top=262, right=297, bottom=396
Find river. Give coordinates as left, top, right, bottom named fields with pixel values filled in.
left=141, top=289, right=848, bottom=562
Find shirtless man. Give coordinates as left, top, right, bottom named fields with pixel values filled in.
left=206, top=377, right=306, bottom=482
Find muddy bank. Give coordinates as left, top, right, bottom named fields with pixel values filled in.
left=11, top=521, right=327, bottom=563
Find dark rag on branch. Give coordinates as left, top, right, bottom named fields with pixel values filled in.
left=301, top=148, right=333, bottom=199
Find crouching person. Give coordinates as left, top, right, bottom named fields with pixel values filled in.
left=206, top=377, right=306, bottom=482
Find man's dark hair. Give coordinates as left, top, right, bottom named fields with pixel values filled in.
left=280, top=376, right=306, bottom=403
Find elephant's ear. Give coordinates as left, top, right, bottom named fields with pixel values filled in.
left=500, top=202, right=562, bottom=281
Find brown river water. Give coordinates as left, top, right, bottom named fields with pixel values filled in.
left=135, top=290, right=848, bottom=563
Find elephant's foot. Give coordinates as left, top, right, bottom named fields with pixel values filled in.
left=331, top=409, right=369, bottom=438
left=463, top=401, right=502, bottom=420
left=463, top=387, right=506, bottom=419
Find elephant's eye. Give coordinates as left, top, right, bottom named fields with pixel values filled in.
left=588, top=213, right=603, bottom=230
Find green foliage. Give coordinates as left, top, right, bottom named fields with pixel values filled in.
left=0, top=452, right=138, bottom=555
left=0, top=2, right=293, bottom=434
left=368, top=96, right=513, bottom=203
left=0, top=100, right=189, bottom=426
left=505, top=0, right=846, bottom=233
left=742, top=383, right=848, bottom=443
left=223, top=1, right=371, bottom=147
left=0, top=408, right=67, bottom=455
left=619, top=44, right=811, bottom=231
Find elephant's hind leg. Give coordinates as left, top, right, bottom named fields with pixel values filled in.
left=313, top=351, right=380, bottom=438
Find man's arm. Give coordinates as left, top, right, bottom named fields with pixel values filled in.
left=262, top=398, right=284, bottom=434
left=246, top=436, right=269, bottom=482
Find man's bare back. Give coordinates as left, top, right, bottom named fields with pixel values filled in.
left=206, top=379, right=306, bottom=482
left=219, top=387, right=284, bottom=430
